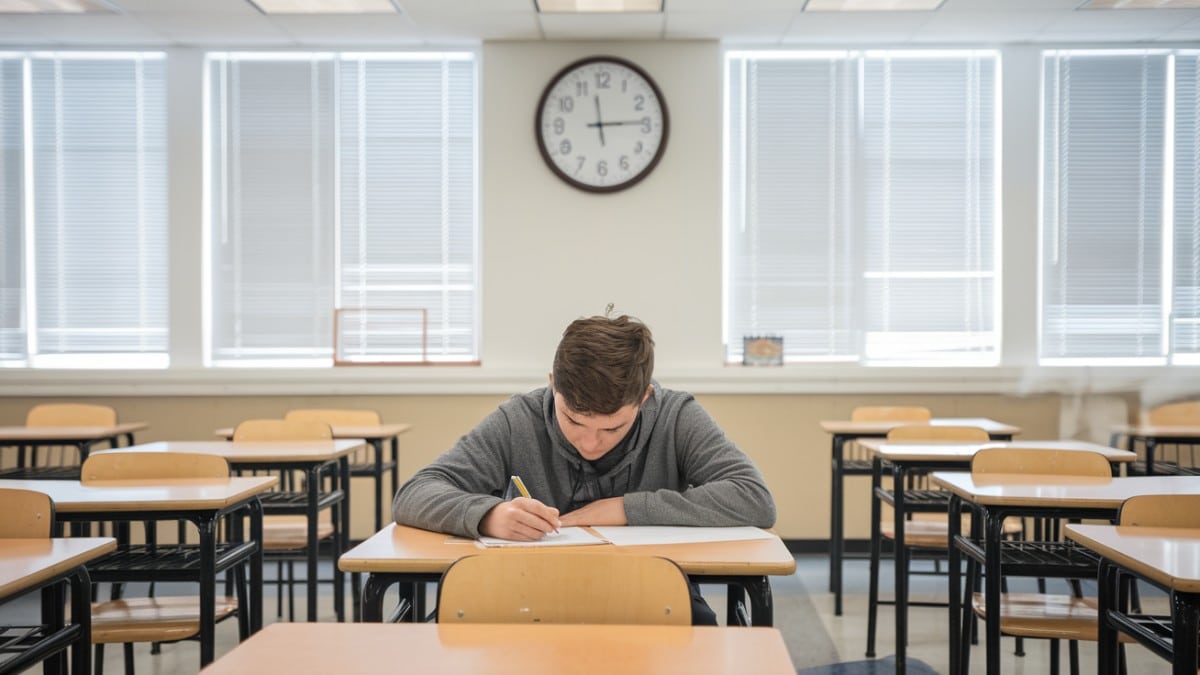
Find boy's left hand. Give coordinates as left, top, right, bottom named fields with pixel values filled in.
left=559, top=496, right=627, bottom=527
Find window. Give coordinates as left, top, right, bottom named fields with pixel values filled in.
left=725, top=50, right=999, bottom=365
left=1040, top=50, right=1200, bottom=364
left=206, top=52, right=478, bottom=366
left=0, top=52, right=168, bottom=369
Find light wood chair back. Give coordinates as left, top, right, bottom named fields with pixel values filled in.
left=972, top=448, right=1111, bottom=478
left=81, top=452, right=229, bottom=483
left=438, top=552, right=692, bottom=626
left=851, top=406, right=932, bottom=423
left=887, top=425, right=989, bottom=442
left=1144, top=400, right=1200, bottom=426
left=1119, top=494, right=1200, bottom=528
left=26, top=403, right=116, bottom=427
left=232, top=419, right=332, bottom=442
left=284, top=409, right=381, bottom=426
left=0, top=488, right=54, bottom=538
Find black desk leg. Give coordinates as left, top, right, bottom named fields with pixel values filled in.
left=362, top=575, right=388, bottom=622
left=866, top=456, right=883, bottom=658
left=248, top=498, right=264, bottom=634
left=984, top=510, right=1004, bottom=675
left=335, top=457, right=349, bottom=622
left=41, top=580, right=66, bottom=675
left=306, top=466, right=320, bottom=622
left=830, top=435, right=845, bottom=615
left=71, top=565, right=93, bottom=675
left=1174, top=591, right=1200, bottom=675
left=371, top=439, right=384, bottom=532
left=744, top=576, right=773, bottom=627
left=893, top=464, right=909, bottom=675
left=948, top=494, right=962, bottom=675
left=1096, top=559, right=1119, bottom=675
left=199, top=518, right=217, bottom=667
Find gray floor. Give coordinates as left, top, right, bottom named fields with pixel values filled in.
left=0, top=555, right=1179, bottom=674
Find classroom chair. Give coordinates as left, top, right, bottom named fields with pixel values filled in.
left=283, top=408, right=394, bottom=531
left=0, top=487, right=54, bottom=537
left=437, top=551, right=692, bottom=625
left=81, top=452, right=244, bottom=675
left=1141, top=400, right=1200, bottom=475
left=232, top=418, right=338, bottom=621
left=967, top=448, right=1116, bottom=675
left=21, top=403, right=118, bottom=471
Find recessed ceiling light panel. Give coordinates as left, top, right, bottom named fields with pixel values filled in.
left=248, top=0, right=400, bottom=14
left=1080, top=0, right=1200, bottom=8
left=535, top=0, right=663, bottom=13
left=0, top=0, right=116, bottom=13
left=803, top=0, right=945, bottom=11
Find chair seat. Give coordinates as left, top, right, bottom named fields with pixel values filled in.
left=968, top=592, right=1134, bottom=642
left=91, top=596, right=239, bottom=643
left=262, top=515, right=336, bottom=551
left=881, top=514, right=1023, bottom=548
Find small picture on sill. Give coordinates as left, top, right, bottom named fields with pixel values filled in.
left=743, top=336, right=783, bottom=367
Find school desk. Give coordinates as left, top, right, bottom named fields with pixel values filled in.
left=819, top=416, right=1020, bottom=616
left=339, top=523, right=796, bottom=627
left=95, top=439, right=363, bottom=622
left=1109, top=422, right=1200, bottom=475
left=215, top=423, right=412, bottom=531
left=855, top=439, right=1135, bottom=670
left=0, top=476, right=275, bottom=667
left=198, top=621, right=797, bottom=675
left=0, top=537, right=115, bottom=675
left=931, top=472, right=1200, bottom=675
left=1066, top=523, right=1200, bottom=675
left=0, top=422, right=148, bottom=480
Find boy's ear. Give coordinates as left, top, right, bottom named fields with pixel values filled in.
left=548, top=373, right=555, bottom=391
left=641, top=385, right=653, bottom=405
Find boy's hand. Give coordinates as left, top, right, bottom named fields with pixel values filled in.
left=479, top=498, right=561, bottom=541
left=559, top=496, right=627, bottom=527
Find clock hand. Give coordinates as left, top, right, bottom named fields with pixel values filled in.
left=597, top=119, right=647, bottom=127
left=594, top=95, right=605, bottom=147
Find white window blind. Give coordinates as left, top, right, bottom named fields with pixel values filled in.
left=0, top=57, right=22, bottom=362
left=207, top=52, right=477, bottom=366
left=2, top=52, right=168, bottom=368
left=1040, top=51, right=1170, bottom=363
left=1173, top=52, right=1200, bottom=362
left=725, top=50, right=998, bottom=365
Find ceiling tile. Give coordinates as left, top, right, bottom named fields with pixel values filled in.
left=269, top=14, right=422, bottom=45
left=538, top=12, right=664, bottom=39
left=665, top=10, right=796, bottom=41
left=133, top=10, right=295, bottom=45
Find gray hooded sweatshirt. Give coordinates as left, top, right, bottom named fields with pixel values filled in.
left=392, top=384, right=777, bottom=539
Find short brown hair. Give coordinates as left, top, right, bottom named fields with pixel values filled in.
left=552, top=314, right=655, bottom=415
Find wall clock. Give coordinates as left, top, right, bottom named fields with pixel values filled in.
left=535, top=56, right=669, bottom=193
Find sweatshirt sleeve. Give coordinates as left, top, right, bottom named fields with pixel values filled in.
left=622, top=400, right=777, bottom=528
left=391, top=407, right=513, bottom=539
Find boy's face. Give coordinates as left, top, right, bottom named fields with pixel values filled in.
left=551, top=385, right=649, bottom=461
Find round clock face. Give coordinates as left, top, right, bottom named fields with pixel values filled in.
left=535, top=56, right=669, bottom=193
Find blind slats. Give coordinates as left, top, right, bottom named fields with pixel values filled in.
left=726, top=51, right=998, bottom=365
left=1, top=53, right=168, bottom=367
left=208, top=53, right=478, bottom=365
left=1040, top=50, right=1200, bottom=363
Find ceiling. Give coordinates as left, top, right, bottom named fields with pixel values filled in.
left=1, top=0, right=1199, bottom=47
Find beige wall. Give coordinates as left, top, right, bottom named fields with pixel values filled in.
left=0, top=392, right=1136, bottom=541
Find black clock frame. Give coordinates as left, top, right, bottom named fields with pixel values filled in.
left=534, top=55, right=670, bottom=194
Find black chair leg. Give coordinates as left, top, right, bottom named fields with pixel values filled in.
left=94, top=643, right=105, bottom=675
left=1049, top=638, right=1060, bottom=675
left=123, top=643, right=134, bottom=675
left=1068, top=639, right=1079, bottom=675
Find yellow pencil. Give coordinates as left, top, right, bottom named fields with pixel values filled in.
left=510, top=475, right=532, bottom=499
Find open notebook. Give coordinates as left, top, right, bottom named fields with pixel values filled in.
left=476, top=525, right=773, bottom=548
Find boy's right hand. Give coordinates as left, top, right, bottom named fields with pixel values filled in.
left=479, top=498, right=561, bottom=541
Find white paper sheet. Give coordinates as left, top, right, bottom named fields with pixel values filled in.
left=476, top=526, right=610, bottom=548
left=589, top=526, right=775, bottom=547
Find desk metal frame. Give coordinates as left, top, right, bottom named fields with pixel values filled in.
left=0, top=426, right=143, bottom=480
left=54, top=501, right=264, bottom=667
left=1097, top=556, right=1200, bottom=674
left=0, top=563, right=94, bottom=675
left=825, top=422, right=1014, bottom=616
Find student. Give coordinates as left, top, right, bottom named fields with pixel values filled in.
left=392, top=311, right=777, bottom=624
